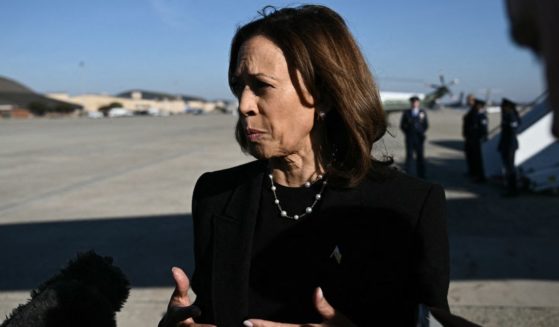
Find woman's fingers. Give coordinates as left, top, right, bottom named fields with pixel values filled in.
left=170, top=267, right=191, bottom=306
left=159, top=304, right=201, bottom=327
left=313, top=287, right=335, bottom=321
left=158, top=267, right=199, bottom=327
left=167, top=305, right=201, bottom=323
left=178, top=323, right=216, bottom=327
left=244, top=319, right=303, bottom=327
left=244, top=288, right=357, bottom=327
left=313, top=287, right=356, bottom=327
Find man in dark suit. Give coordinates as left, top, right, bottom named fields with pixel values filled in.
left=462, top=99, right=488, bottom=182
left=462, top=94, right=476, bottom=177
left=498, top=98, right=521, bottom=196
left=400, top=96, right=429, bottom=178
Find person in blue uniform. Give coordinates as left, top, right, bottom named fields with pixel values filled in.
left=462, top=99, right=488, bottom=182
left=462, top=94, right=476, bottom=176
left=498, top=98, right=521, bottom=196
left=400, top=96, right=429, bottom=178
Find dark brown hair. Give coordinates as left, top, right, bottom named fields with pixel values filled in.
left=229, top=5, right=389, bottom=187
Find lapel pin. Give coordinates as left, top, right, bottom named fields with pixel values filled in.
left=330, top=245, right=342, bottom=264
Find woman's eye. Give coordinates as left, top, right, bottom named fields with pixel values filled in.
left=254, top=80, right=269, bottom=88
left=231, top=78, right=271, bottom=98
left=251, top=80, right=271, bottom=94
left=231, top=81, right=245, bottom=97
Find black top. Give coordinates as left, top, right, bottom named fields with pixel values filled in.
left=248, top=178, right=326, bottom=323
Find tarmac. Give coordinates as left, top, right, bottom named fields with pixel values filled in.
left=0, top=109, right=558, bottom=326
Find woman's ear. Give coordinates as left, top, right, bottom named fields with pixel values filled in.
left=295, top=70, right=316, bottom=107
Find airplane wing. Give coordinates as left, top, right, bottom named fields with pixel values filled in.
left=380, top=91, right=425, bottom=113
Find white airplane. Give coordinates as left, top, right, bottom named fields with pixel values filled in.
left=379, top=75, right=458, bottom=112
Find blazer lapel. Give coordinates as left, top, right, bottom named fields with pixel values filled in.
left=212, top=163, right=265, bottom=326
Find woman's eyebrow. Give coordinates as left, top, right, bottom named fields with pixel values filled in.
left=250, top=73, right=278, bottom=81
left=236, top=69, right=278, bottom=79
left=232, top=70, right=278, bottom=82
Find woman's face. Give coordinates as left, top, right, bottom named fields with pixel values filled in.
left=232, top=35, right=316, bottom=159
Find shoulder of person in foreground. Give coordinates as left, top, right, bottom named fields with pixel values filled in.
left=364, top=162, right=446, bottom=220
left=370, top=164, right=450, bottom=312
left=193, top=159, right=266, bottom=199
left=364, top=162, right=450, bottom=309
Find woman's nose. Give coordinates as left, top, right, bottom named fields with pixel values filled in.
left=238, top=88, right=257, bottom=117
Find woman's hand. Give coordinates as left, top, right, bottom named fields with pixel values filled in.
left=243, top=287, right=356, bottom=327
left=158, top=267, right=215, bottom=327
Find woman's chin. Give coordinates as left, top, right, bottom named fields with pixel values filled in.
left=247, top=144, right=269, bottom=160
left=247, top=144, right=283, bottom=160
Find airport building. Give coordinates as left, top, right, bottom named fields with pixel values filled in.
left=1, top=75, right=236, bottom=118
left=47, top=90, right=225, bottom=115
left=0, top=76, right=82, bottom=118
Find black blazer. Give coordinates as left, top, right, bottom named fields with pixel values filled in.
left=463, top=109, right=489, bottom=142
left=498, top=110, right=520, bottom=152
left=190, top=160, right=449, bottom=326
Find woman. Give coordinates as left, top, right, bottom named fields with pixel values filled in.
left=498, top=98, right=521, bottom=196
left=160, top=5, right=449, bottom=327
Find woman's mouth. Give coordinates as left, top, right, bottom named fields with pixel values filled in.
left=246, top=128, right=265, bottom=141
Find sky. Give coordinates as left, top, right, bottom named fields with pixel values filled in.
left=0, top=0, right=546, bottom=102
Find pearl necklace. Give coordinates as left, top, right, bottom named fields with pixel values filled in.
left=268, top=173, right=327, bottom=220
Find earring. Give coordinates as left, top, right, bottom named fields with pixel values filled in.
left=316, top=111, right=326, bottom=121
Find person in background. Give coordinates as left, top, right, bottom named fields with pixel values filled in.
left=465, top=94, right=476, bottom=108
left=463, top=99, right=488, bottom=182
left=498, top=98, right=521, bottom=196
left=400, top=96, right=429, bottom=178
left=462, top=94, right=476, bottom=177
